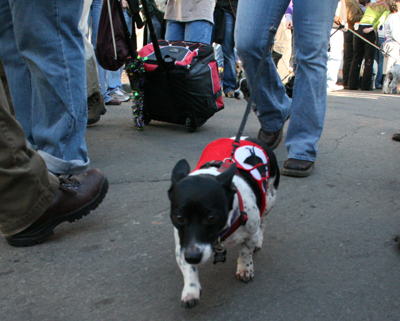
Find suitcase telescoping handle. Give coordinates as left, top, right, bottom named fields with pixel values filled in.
left=140, top=0, right=165, bottom=71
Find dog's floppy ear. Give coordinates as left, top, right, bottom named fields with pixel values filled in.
left=216, top=162, right=237, bottom=191
left=171, top=159, right=191, bottom=185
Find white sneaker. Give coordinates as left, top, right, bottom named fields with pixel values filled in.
left=327, top=84, right=344, bottom=92
left=110, top=88, right=131, bottom=102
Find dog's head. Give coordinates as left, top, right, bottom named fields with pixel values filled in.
left=168, top=159, right=237, bottom=265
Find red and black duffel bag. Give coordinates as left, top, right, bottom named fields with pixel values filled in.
left=138, top=40, right=224, bottom=132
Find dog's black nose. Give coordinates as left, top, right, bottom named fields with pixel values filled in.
left=185, top=251, right=203, bottom=264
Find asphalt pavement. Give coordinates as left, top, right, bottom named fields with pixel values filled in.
left=1, top=89, right=400, bottom=321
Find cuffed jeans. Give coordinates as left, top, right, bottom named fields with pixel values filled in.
left=0, top=0, right=90, bottom=175
left=0, top=61, right=59, bottom=237
left=235, top=0, right=337, bottom=162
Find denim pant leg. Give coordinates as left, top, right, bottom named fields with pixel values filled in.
left=107, top=69, right=123, bottom=92
left=0, top=0, right=33, bottom=144
left=221, top=11, right=237, bottom=93
left=0, top=0, right=90, bottom=175
left=165, top=21, right=185, bottom=41
left=184, top=20, right=214, bottom=45
left=286, top=0, right=336, bottom=161
left=148, top=15, right=163, bottom=43
left=235, top=0, right=291, bottom=133
left=0, top=61, right=59, bottom=237
left=89, top=0, right=112, bottom=103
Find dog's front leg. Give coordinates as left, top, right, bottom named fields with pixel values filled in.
left=174, top=229, right=202, bottom=308
left=236, top=234, right=259, bottom=283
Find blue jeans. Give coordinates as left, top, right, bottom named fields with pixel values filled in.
left=148, top=15, right=164, bottom=44
left=375, top=36, right=385, bottom=87
left=0, top=0, right=89, bottom=175
left=235, top=0, right=337, bottom=162
left=221, top=11, right=236, bottom=93
left=165, top=20, right=213, bottom=45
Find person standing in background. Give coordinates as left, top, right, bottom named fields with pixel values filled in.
left=164, top=0, right=215, bottom=45
left=214, top=0, right=238, bottom=98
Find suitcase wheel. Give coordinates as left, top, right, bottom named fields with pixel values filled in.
left=185, top=118, right=197, bottom=133
left=144, top=114, right=151, bottom=125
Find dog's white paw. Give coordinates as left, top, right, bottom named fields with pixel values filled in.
left=236, top=268, right=254, bottom=283
left=181, top=286, right=201, bottom=309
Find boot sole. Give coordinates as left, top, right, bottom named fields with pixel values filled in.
left=6, top=177, right=109, bottom=247
left=281, top=163, right=314, bottom=177
left=87, top=107, right=107, bottom=125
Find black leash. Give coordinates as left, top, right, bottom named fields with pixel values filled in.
left=230, top=24, right=279, bottom=160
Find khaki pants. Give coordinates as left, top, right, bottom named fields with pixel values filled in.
left=274, top=20, right=293, bottom=80
left=0, top=61, right=59, bottom=237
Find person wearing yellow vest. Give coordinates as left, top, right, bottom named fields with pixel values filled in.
left=348, top=1, right=397, bottom=90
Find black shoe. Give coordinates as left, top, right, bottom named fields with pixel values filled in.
left=88, top=92, right=107, bottom=125
left=392, top=130, right=400, bottom=141
left=6, top=169, right=109, bottom=247
left=281, top=158, right=314, bottom=177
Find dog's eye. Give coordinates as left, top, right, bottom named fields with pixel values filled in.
left=207, top=214, right=218, bottom=223
left=175, top=214, right=185, bottom=224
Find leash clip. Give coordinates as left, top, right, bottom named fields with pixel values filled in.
left=213, top=238, right=227, bottom=264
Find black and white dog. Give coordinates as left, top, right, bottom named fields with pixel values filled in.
left=168, top=137, right=279, bottom=308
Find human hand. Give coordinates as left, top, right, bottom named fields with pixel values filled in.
left=286, top=20, right=293, bottom=29
left=122, top=0, right=129, bottom=9
left=363, top=27, right=374, bottom=34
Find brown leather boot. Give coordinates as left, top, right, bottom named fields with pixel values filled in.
left=6, top=169, right=109, bottom=247
left=88, top=91, right=107, bottom=125
left=281, top=158, right=314, bottom=177
left=258, top=127, right=284, bottom=150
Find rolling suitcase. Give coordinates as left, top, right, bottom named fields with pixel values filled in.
left=138, top=40, right=224, bottom=132
left=124, top=0, right=224, bottom=132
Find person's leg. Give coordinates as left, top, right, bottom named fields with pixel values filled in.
left=284, top=0, right=337, bottom=162
left=89, top=0, right=102, bottom=47
left=0, top=60, right=59, bottom=237
left=327, top=29, right=344, bottom=89
left=0, top=0, right=33, bottom=143
left=107, top=70, right=123, bottom=91
left=382, top=41, right=400, bottom=75
left=361, top=35, right=376, bottom=91
left=165, top=20, right=185, bottom=41
left=1, top=0, right=90, bottom=175
left=221, top=11, right=236, bottom=96
left=148, top=15, right=163, bottom=43
left=342, top=30, right=353, bottom=87
left=184, top=20, right=214, bottom=45
left=375, top=36, right=384, bottom=88
left=348, top=30, right=365, bottom=90
left=236, top=0, right=291, bottom=135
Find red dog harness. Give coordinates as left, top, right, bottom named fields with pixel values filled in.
left=194, top=138, right=270, bottom=241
